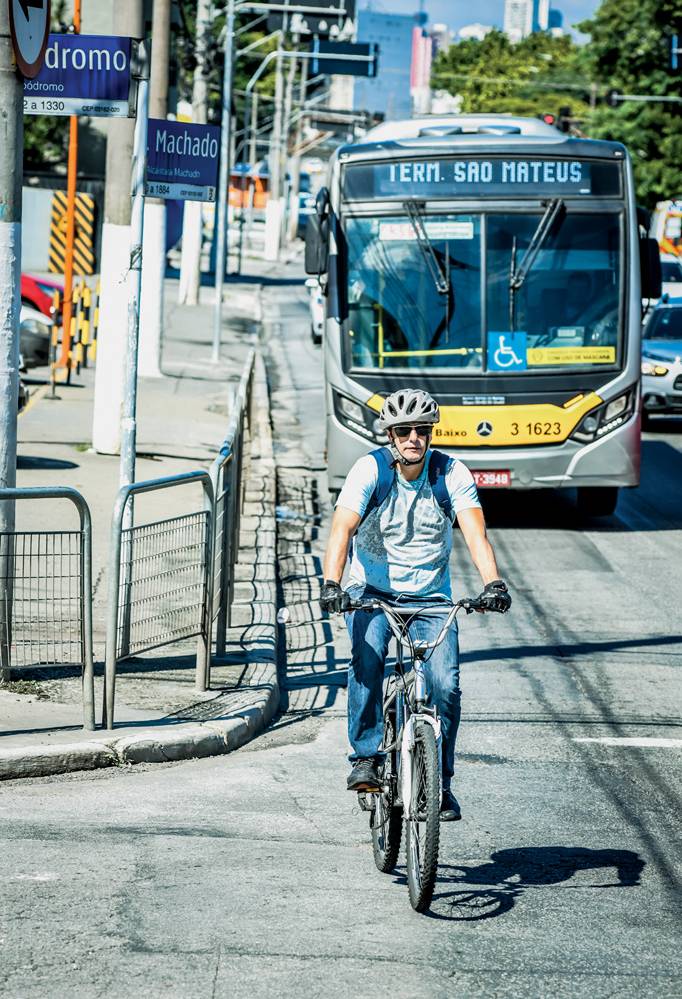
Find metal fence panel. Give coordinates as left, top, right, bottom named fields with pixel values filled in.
left=118, top=511, right=210, bottom=657
left=0, top=487, right=95, bottom=731
left=1, top=530, right=83, bottom=667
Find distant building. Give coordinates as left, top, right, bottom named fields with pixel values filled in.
left=431, top=22, right=455, bottom=51
left=411, top=25, right=433, bottom=114
left=503, top=0, right=549, bottom=42
left=548, top=7, right=564, bottom=36
left=354, top=10, right=414, bottom=119
left=458, top=22, right=494, bottom=42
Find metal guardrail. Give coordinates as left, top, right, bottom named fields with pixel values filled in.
left=0, top=486, right=95, bottom=731
left=210, top=348, right=256, bottom=659
left=104, top=471, right=214, bottom=729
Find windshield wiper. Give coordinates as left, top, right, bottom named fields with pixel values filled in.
left=508, top=198, right=566, bottom=331
left=404, top=201, right=450, bottom=296
left=509, top=198, right=566, bottom=293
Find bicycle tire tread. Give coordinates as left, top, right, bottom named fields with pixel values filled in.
left=406, top=720, right=440, bottom=912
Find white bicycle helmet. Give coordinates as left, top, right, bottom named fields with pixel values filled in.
left=377, top=389, right=440, bottom=430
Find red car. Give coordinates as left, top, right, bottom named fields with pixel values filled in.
left=20, top=273, right=63, bottom=318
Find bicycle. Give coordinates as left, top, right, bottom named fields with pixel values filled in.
left=345, top=594, right=486, bottom=913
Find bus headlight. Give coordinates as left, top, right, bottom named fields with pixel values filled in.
left=333, top=391, right=388, bottom=443
left=570, top=389, right=635, bottom=443
left=641, top=360, right=669, bottom=376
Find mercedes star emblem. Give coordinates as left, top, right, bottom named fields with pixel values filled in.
left=476, top=421, right=493, bottom=437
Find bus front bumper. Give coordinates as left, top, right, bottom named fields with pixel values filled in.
left=326, top=412, right=641, bottom=494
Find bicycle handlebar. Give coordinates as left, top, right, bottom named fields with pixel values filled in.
left=343, top=596, right=488, bottom=654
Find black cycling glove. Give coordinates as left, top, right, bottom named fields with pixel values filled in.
left=477, top=579, right=512, bottom=613
left=319, top=580, right=351, bottom=614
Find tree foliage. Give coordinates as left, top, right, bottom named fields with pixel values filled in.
left=432, top=0, right=682, bottom=207
left=577, top=0, right=682, bottom=207
left=432, top=30, right=589, bottom=120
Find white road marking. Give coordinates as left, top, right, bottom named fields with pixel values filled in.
left=573, top=737, right=682, bottom=748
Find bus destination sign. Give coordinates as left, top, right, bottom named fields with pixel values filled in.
left=343, top=158, right=594, bottom=199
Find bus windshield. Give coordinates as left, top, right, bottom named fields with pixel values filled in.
left=345, top=211, right=622, bottom=372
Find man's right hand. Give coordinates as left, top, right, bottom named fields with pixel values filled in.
left=319, top=580, right=351, bottom=614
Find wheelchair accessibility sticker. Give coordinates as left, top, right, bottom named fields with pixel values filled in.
left=488, top=332, right=528, bottom=371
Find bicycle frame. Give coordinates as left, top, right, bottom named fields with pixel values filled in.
left=350, top=597, right=480, bottom=820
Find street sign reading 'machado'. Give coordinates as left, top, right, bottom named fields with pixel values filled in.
left=146, top=120, right=221, bottom=202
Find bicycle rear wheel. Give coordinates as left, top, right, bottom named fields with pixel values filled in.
left=405, top=719, right=440, bottom=912
left=371, top=709, right=402, bottom=873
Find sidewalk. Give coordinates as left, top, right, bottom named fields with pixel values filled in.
left=0, top=269, right=282, bottom=779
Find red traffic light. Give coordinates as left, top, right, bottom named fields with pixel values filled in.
left=542, top=113, right=556, bottom=125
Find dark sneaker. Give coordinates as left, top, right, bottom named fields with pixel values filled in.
left=440, top=788, right=462, bottom=822
left=347, top=758, right=382, bottom=792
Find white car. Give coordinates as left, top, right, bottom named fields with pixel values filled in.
left=20, top=305, right=54, bottom=368
left=641, top=296, right=682, bottom=423
left=660, top=254, right=682, bottom=298
left=305, top=277, right=325, bottom=345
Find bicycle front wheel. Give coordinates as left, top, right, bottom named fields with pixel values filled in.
left=405, top=719, right=440, bottom=912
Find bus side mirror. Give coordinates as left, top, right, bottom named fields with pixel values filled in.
left=305, top=213, right=329, bottom=276
left=640, top=237, right=662, bottom=299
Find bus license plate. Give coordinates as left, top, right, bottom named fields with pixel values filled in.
left=474, top=470, right=511, bottom=488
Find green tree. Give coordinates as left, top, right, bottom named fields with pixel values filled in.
left=431, top=30, right=590, bottom=121
left=577, top=0, right=682, bottom=207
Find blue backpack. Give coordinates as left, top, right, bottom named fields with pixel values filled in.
left=360, top=447, right=453, bottom=525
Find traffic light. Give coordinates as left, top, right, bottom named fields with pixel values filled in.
left=540, top=113, right=556, bottom=125
left=558, top=106, right=571, bottom=133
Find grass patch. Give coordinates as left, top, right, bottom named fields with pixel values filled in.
left=0, top=679, right=49, bottom=700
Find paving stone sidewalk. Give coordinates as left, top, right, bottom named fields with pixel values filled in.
left=0, top=273, right=281, bottom=778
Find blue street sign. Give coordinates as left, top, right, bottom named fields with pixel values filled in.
left=146, top=119, right=221, bottom=203
left=487, top=332, right=528, bottom=371
left=23, top=34, right=133, bottom=117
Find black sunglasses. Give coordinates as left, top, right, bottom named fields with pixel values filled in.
left=393, top=425, right=432, bottom=439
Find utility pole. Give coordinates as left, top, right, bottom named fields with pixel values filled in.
left=212, top=0, right=236, bottom=363
left=139, top=0, right=172, bottom=377
left=265, top=41, right=286, bottom=260
left=57, top=0, right=81, bottom=371
left=178, top=0, right=211, bottom=306
left=92, top=0, right=145, bottom=455
left=0, top=5, right=24, bottom=680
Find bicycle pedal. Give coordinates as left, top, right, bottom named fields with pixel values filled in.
left=357, top=792, right=374, bottom=812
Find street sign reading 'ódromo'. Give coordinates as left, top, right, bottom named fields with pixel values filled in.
left=146, top=120, right=221, bottom=202
left=9, top=0, right=51, bottom=78
left=23, top=34, right=134, bottom=117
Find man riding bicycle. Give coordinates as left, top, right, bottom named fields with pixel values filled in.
left=320, top=388, right=511, bottom=821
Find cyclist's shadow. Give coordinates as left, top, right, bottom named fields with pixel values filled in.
left=396, top=846, right=645, bottom=921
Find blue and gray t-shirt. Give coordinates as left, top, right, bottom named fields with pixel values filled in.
left=336, top=451, right=481, bottom=599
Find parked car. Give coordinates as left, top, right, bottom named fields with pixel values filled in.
left=660, top=254, right=682, bottom=297
left=20, top=273, right=62, bottom=318
left=20, top=305, right=54, bottom=368
left=305, top=277, right=324, bottom=345
left=641, top=296, right=682, bottom=423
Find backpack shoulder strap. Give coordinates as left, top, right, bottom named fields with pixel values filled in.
left=428, top=449, right=453, bottom=521
left=360, top=447, right=396, bottom=525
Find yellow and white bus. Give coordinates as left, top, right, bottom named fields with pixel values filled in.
left=305, top=115, right=661, bottom=515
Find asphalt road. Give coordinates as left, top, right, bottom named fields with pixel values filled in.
left=1, top=267, right=681, bottom=998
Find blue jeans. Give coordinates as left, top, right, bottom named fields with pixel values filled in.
left=346, top=602, right=461, bottom=789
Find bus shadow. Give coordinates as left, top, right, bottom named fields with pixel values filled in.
left=395, top=846, right=645, bottom=921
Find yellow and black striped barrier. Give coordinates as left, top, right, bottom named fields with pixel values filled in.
left=49, top=191, right=97, bottom=276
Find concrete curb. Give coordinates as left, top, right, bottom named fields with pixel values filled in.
left=0, top=298, right=281, bottom=783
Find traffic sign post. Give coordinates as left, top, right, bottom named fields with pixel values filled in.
left=8, top=0, right=50, bottom=78
left=310, top=39, right=378, bottom=77
left=23, top=34, right=137, bottom=117
left=146, top=120, right=220, bottom=202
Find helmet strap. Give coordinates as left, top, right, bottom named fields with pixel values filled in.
left=388, top=440, right=428, bottom=467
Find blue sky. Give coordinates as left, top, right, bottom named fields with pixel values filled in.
left=360, top=0, right=601, bottom=35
